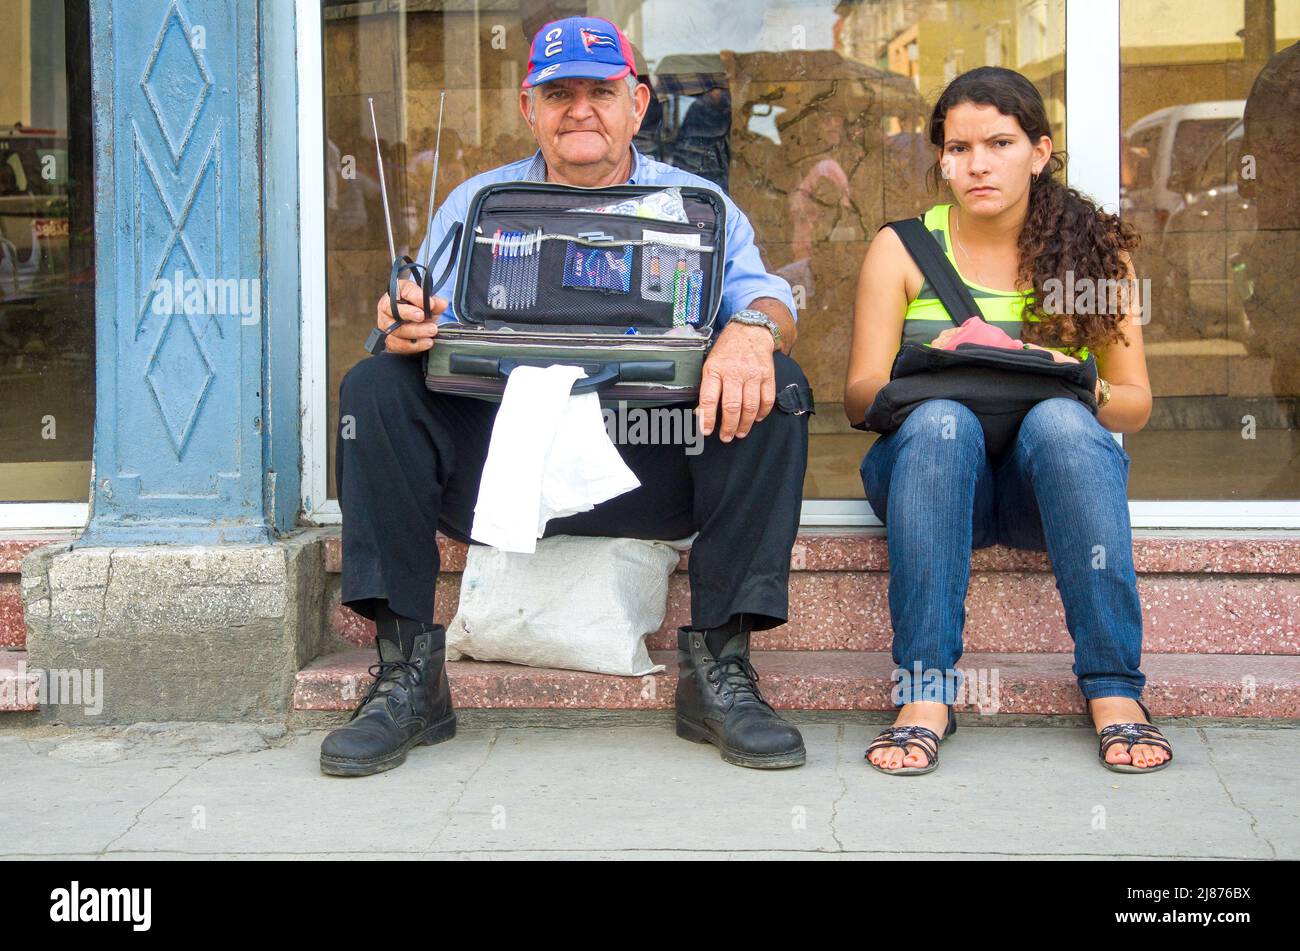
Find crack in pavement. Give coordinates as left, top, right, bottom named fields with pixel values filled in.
left=1196, top=727, right=1276, bottom=859
left=828, top=723, right=847, bottom=852
left=422, top=729, right=500, bottom=857
left=95, top=756, right=211, bottom=858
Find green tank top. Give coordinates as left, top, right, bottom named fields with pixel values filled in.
left=901, top=204, right=1088, bottom=360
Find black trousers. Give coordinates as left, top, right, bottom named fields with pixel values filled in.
left=335, top=349, right=813, bottom=633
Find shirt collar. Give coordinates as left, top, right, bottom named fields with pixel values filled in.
left=522, top=145, right=643, bottom=185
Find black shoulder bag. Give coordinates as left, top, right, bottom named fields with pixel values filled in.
left=857, top=217, right=1098, bottom=455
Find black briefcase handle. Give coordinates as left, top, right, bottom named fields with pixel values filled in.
left=447, top=354, right=676, bottom=394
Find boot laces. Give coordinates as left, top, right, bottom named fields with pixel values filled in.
left=351, top=658, right=423, bottom=721
left=707, top=654, right=769, bottom=708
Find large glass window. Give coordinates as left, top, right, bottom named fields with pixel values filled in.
left=1120, top=0, right=1300, bottom=499
left=0, top=0, right=94, bottom=503
left=320, top=1, right=1067, bottom=501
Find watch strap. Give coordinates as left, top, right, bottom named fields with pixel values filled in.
left=731, top=309, right=781, bottom=348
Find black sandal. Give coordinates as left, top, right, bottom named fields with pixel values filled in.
left=1093, top=698, right=1174, bottom=774
left=864, top=705, right=957, bottom=776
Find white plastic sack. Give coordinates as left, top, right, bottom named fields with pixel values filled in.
left=446, top=534, right=695, bottom=676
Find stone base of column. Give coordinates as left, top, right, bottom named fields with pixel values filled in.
left=19, top=530, right=333, bottom=724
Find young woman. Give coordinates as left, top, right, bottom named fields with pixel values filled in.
left=844, top=66, right=1173, bottom=775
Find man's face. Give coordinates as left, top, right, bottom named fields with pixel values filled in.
left=520, top=77, right=649, bottom=173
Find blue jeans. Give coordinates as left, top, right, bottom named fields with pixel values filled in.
left=860, top=398, right=1145, bottom=705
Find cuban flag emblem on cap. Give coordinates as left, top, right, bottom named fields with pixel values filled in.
left=579, top=28, right=617, bottom=52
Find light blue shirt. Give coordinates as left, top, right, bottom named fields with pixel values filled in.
left=413, top=146, right=796, bottom=331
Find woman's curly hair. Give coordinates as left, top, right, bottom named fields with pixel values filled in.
left=927, top=66, right=1141, bottom=351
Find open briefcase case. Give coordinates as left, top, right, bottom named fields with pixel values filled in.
left=373, top=182, right=728, bottom=408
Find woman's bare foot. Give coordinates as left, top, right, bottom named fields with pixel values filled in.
left=867, top=701, right=951, bottom=770
left=1089, top=697, right=1171, bottom=769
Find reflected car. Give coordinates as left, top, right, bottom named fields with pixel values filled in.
left=1163, top=118, right=1254, bottom=345
left=1120, top=101, right=1244, bottom=341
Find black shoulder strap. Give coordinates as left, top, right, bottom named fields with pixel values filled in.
left=885, top=217, right=982, bottom=328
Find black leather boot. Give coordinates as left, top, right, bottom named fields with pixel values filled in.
left=319, top=625, right=456, bottom=776
left=675, top=627, right=806, bottom=768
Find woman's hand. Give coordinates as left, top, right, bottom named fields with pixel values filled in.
left=929, top=330, right=1081, bottom=365
left=1022, top=341, right=1080, bottom=364
left=929, top=327, right=960, bottom=349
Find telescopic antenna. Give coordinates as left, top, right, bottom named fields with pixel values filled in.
left=368, top=96, right=397, bottom=262
left=422, top=92, right=447, bottom=246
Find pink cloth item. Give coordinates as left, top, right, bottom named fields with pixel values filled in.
left=938, top=316, right=1025, bottom=351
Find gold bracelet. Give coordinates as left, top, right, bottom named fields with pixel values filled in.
left=1096, top=377, right=1112, bottom=407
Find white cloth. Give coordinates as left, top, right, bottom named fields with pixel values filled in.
left=470, top=364, right=640, bottom=553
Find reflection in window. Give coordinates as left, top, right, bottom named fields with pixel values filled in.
left=322, top=0, right=1066, bottom=501
left=1121, top=2, right=1300, bottom=499
left=0, top=0, right=94, bottom=503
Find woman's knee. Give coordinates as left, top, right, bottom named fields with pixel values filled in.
left=897, top=399, right=985, bottom=453
left=1019, top=398, right=1124, bottom=460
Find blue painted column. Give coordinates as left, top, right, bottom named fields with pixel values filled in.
left=79, top=0, right=302, bottom=545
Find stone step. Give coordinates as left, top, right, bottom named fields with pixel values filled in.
left=0, top=537, right=76, bottom=651
left=0, top=652, right=39, bottom=712
left=328, top=572, right=1299, bottom=654
left=294, top=649, right=1300, bottom=719
left=322, top=532, right=1300, bottom=655
left=320, top=531, right=1300, bottom=576
left=0, top=579, right=22, bottom=649
left=7, top=532, right=1298, bottom=657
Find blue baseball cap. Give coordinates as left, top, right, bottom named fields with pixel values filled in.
left=522, top=16, right=636, bottom=89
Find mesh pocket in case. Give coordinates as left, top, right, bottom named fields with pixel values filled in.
left=562, top=242, right=634, bottom=293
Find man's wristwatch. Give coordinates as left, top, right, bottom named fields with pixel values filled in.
left=729, top=309, right=782, bottom=351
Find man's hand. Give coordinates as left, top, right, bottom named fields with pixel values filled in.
left=696, top=321, right=778, bottom=442
left=375, top=280, right=449, bottom=356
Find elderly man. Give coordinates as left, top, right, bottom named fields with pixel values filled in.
left=322, top=16, right=814, bottom=776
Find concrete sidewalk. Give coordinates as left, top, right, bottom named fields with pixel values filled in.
left=1, top=719, right=1295, bottom=860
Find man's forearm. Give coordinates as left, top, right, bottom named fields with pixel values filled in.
left=744, top=297, right=797, bottom=356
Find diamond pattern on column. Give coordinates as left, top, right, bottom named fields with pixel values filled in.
left=145, top=313, right=216, bottom=457
left=139, top=0, right=213, bottom=166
